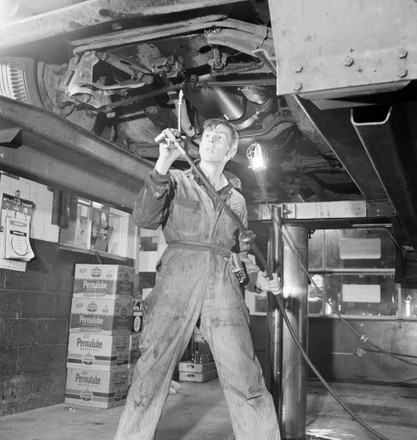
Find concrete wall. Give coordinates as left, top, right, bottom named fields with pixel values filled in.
left=0, top=240, right=73, bottom=415
left=308, top=317, right=417, bottom=385
left=250, top=315, right=417, bottom=386
left=0, top=239, right=134, bottom=416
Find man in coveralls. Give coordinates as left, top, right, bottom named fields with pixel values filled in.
left=115, top=118, right=281, bottom=440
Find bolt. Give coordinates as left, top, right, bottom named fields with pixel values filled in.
left=293, top=81, right=303, bottom=91
left=146, top=106, right=158, bottom=115
left=98, top=52, right=109, bottom=61
left=397, top=68, right=408, bottom=78
left=397, top=48, right=408, bottom=59
left=112, top=22, right=122, bottom=31
left=292, top=64, right=303, bottom=73
left=344, top=56, right=354, bottom=66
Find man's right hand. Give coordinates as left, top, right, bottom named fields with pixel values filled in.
left=155, top=129, right=183, bottom=174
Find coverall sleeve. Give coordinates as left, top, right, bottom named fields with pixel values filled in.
left=132, top=170, right=172, bottom=229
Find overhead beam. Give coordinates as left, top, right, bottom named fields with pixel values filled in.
left=0, top=0, right=244, bottom=52
left=0, top=96, right=153, bottom=182
left=0, top=96, right=153, bottom=212
left=248, top=200, right=396, bottom=227
left=293, top=97, right=387, bottom=200
left=0, top=145, right=138, bottom=212
left=352, top=103, right=417, bottom=251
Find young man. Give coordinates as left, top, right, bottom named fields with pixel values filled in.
left=115, top=118, right=281, bottom=440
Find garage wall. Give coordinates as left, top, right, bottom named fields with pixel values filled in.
left=250, top=315, right=417, bottom=387
left=0, top=175, right=134, bottom=415
left=0, top=240, right=134, bottom=416
left=0, top=240, right=71, bottom=415
left=308, top=317, right=417, bottom=385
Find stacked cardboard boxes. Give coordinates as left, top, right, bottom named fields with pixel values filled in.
left=65, top=264, right=134, bottom=408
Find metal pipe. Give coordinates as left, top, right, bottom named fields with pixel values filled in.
left=266, top=204, right=283, bottom=400
left=175, top=89, right=195, bottom=138
left=279, top=225, right=309, bottom=439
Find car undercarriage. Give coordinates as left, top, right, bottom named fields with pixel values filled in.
left=1, top=0, right=417, bottom=264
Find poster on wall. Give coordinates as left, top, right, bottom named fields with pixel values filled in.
left=91, top=207, right=113, bottom=252
left=0, top=193, right=35, bottom=268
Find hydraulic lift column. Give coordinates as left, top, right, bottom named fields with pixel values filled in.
left=275, top=220, right=309, bottom=440
left=263, top=199, right=396, bottom=439
left=264, top=203, right=309, bottom=439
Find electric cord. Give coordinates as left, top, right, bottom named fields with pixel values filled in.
left=267, top=201, right=417, bottom=368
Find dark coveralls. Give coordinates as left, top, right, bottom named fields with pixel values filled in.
left=114, top=166, right=281, bottom=440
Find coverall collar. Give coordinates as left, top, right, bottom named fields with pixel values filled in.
left=188, top=160, right=240, bottom=196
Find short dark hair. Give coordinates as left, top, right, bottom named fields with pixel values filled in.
left=203, top=118, right=239, bottom=152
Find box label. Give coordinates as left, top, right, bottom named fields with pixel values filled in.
left=73, top=264, right=134, bottom=297
left=70, top=297, right=133, bottom=334
left=65, top=367, right=128, bottom=409
left=67, top=332, right=130, bottom=370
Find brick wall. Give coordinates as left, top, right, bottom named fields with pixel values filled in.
left=0, top=238, right=133, bottom=416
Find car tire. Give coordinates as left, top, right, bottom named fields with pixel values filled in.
left=0, top=56, right=44, bottom=107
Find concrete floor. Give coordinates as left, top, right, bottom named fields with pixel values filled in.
left=1, top=379, right=416, bottom=440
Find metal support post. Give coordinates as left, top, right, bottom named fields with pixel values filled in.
left=279, top=224, right=309, bottom=439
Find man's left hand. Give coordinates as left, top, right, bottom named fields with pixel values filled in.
left=256, top=271, right=282, bottom=295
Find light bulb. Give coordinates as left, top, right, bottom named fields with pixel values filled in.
left=246, top=142, right=269, bottom=201
left=246, top=142, right=268, bottom=171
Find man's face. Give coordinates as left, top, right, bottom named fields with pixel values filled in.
left=199, top=124, right=235, bottom=164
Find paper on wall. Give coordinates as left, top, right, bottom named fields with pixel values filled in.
left=1, top=193, right=35, bottom=264
left=4, top=217, right=35, bottom=261
left=0, top=231, right=26, bottom=271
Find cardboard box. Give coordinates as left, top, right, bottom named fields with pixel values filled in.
left=73, top=264, right=134, bottom=298
left=129, top=333, right=142, bottom=364
left=70, top=296, right=133, bottom=334
left=179, top=369, right=218, bottom=383
left=65, top=367, right=128, bottom=408
left=178, top=361, right=216, bottom=374
left=67, top=332, right=130, bottom=370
